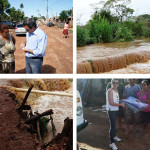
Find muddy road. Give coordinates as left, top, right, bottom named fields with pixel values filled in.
left=11, top=25, right=73, bottom=74
left=77, top=108, right=150, bottom=150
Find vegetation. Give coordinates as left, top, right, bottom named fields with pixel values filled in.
left=59, top=9, right=73, bottom=21
left=77, top=0, right=150, bottom=46
left=0, top=0, right=25, bottom=23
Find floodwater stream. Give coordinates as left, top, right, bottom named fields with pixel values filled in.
left=31, top=94, right=73, bottom=142
left=77, top=38, right=150, bottom=73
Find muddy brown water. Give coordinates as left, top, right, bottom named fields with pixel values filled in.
left=31, top=95, right=73, bottom=142
left=77, top=38, right=150, bottom=73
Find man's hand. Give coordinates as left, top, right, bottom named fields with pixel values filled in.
left=20, top=42, right=25, bottom=50
left=22, top=46, right=28, bottom=52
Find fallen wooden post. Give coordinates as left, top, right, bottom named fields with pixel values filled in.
left=17, top=84, right=34, bottom=111
left=25, top=109, right=53, bottom=124
left=0, top=86, right=73, bottom=97
left=37, top=119, right=42, bottom=143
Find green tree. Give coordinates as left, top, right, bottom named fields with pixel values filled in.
left=41, top=16, right=46, bottom=20
left=103, top=0, right=133, bottom=22
left=67, top=9, right=73, bottom=16
left=20, top=3, right=24, bottom=9
left=59, top=10, right=68, bottom=21
left=0, top=0, right=10, bottom=22
left=7, top=7, right=24, bottom=23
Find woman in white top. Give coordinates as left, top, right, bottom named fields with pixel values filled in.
left=63, top=21, right=69, bottom=38
left=106, top=79, right=126, bottom=150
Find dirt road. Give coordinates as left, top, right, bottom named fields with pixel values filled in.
left=77, top=107, right=150, bottom=150
left=12, top=25, right=73, bottom=73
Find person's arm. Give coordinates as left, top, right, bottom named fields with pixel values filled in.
left=108, top=89, right=126, bottom=107
left=123, top=87, right=127, bottom=99
left=12, top=35, right=16, bottom=45
left=138, top=91, right=150, bottom=104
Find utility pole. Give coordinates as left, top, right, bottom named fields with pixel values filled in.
left=37, top=9, right=40, bottom=18
left=46, top=0, right=49, bottom=23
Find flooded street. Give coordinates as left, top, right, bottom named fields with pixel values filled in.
left=77, top=38, right=150, bottom=73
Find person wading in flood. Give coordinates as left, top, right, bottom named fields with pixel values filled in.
left=0, top=25, right=16, bottom=73
left=20, top=18, right=47, bottom=74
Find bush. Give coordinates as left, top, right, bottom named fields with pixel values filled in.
left=143, top=29, right=150, bottom=37
left=77, top=26, right=89, bottom=46
left=98, top=18, right=112, bottom=42
left=116, top=26, right=133, bottom=42
left=88, top=20, right=99, bottom=42
left=111, top=23, right=120, bottom=41
left=123, top=21, right=143, bottom=36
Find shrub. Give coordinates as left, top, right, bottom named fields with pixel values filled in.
left=98, top=18, right=112, bottom=42
left=116, top=25, right=133, bottom=42
left=77, top=26, right=89, bottom=46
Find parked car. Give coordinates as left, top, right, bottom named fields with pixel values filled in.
left=1, top=21, right=14, bottom=29
left=77, top=90, right=88, bottom=132
left=15, top=24, right=26, bottom=35
left=47, top=22, right=54, bottom=27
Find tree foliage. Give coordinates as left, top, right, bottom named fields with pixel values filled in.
left=103, top=0, right=133, bottom=22
left=59, top=9, right=72, bottom=21
left=0, top=0, right=10, bottom=22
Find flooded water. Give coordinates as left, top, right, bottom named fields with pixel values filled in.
left=0, top=79, right=73, bottom=142
left=77, top=38, right=150, bottom=73
left=31, top=94, right=73, bottom=142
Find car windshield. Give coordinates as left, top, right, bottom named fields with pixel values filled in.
left=17, top=24, right=24, bottom=27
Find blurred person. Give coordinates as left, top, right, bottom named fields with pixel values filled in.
left=0, top=24, right=16, bottom=73
left=63, top=21, right=69, bottom=38
left=106, top=79, right=126, bottom=150
left=137, top=80, right=150, bottom=136
left=124, top=79, right=141, bottom=134
left=106, top=79, right=124, bottom=130
left=20, top=18, right=47, bottom=73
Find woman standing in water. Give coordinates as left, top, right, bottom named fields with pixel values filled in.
left=106, top=79, right=126, bottom=150
left=137, top=80, right=150, bottom=136
left=0, top=25, right=16, bottom=73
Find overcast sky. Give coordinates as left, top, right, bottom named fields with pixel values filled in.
left=76, top=0, right=150, bottom=25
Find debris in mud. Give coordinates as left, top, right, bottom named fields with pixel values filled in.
left=0, top=80, right=73, bottom=150
left=41, top=117, right=73, bottom=150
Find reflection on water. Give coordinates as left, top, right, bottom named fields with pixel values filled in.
left=31, top=95, right=73, bottom=142
left=77, top=38, right=150, bottom=63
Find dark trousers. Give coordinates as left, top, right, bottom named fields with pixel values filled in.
left=108, top=110, right=118, bottom=143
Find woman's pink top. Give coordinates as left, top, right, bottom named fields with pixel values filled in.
left=137, top=90, right=150, bottom=112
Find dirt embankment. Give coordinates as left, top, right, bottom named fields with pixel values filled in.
left=78, top=107, right=150, bottom=150
left=12, top=25, right=73, bottom=74
left=0, top=88, right=36, bottom=150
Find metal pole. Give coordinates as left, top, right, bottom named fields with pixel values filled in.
left=47, top=0, right=48, bottom=20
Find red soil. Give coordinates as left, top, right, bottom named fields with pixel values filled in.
left=0, top=88, right=36, bottom=150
